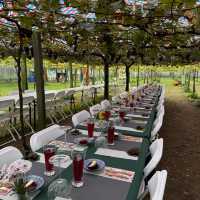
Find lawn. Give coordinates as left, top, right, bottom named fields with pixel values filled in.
left=0, top=81, right=81, bottom=96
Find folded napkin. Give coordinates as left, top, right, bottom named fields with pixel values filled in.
left=78, top=129, right=101, bottom=137
left=126, top=114, right=149, bottom=119
left=95, top=148, right=138, bottom=160
left=115, top=125, right=143, bottom=133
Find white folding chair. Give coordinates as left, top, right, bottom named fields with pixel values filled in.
left=101, top=100, right=111, bottom=110
left=151, top=115, right=163, bottom=141
left=53, top=90, right=67, bottom=120
left=45, top=93, right=57, bottom=123
left=90, top=104, right=102, bottom=117
left=138, top=138, right=164, bottom=198
left=119, top=92, right=129, bottom=100
left=65, top=90, right=76, bottom=112
left=138, top=170, right=168, bottom=200
left=144, top=138, right=164, bottom=178
left=157, top=106, right=165, bottom=119
left=0, top=146, right=23, bottom=168
left=72, top=110, right=91, bottom=127
left=14, top=96, right=35, bottom=135
left=0, top=99, right=19, bottom=146
left=112, top=96, right=121, bottom=104
left=30, top=124, right=65, bottom=152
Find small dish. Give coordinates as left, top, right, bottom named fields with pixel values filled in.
left=25, top=175, right=44, bottom=192
left=84, top=159, right=105, bottom=172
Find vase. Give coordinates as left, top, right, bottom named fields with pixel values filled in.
left=17, top=192, right=29, bottom=200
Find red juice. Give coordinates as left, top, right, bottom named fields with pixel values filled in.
left=73, top=156, right=84, bottom=182
left=87, top=122, right=94, bottom=138
left=44, top=148, right=55, bottom=172
left=104, top=111, right=111, bottom=120
left=107, top=127, right=115, bottom=145
left=130, top=101, right=134, bottom=107
left=119, top=111, right=125, bottom=121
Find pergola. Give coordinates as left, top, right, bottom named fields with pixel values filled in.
left=0, top=0, right=200, bottom=150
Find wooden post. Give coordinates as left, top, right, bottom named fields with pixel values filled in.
left=137, top=65, right=140, bottom=87
left=32, top=30, right=46, bottom=130
left=69, top=61, right=73, bottom=88
left=21, top=55, right=28, bottom=91
left=125, top=65, right=130, bottom=91
left=104, top=63, right=109, bottom=99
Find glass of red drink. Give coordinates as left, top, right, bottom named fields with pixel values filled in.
left=44, top=145, right=56, bottom=176
left=119, top=110, right=126, bottom=121
left=71, top=147, right=86, bottom=187
left=107, top=126, right=115, bottom=145
left=104, top=110, right=111, bottom=121
left=87, top=118, right=94, bottom=138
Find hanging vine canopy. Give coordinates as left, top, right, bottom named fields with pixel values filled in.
left=0, top=0, right=199, bottom=64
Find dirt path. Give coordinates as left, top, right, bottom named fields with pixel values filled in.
left=158, top=83, right=200, bottom=200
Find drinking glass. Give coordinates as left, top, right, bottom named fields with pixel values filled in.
left=104, top=110, right=111, bottom=121
left=107, top=126, right=115, bottom=145
left=48, top=178, right=72, bottom=200
left=119, top=110, right=125, bottom=123
left=71, top=147, right=86, bottom=187
left=44, top=145, right=56, bottom=176
left=64, top=126, right=73, bottom=144
left=87, top=118, right=95, bottom=138
left=95, top=136, right=107, bottom=148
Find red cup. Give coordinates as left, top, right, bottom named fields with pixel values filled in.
left=73, top=156, right=84, bottom=182
left=44, top=145, right=56, bottom=176
left=107, top=127, right=115, bottom=145
left=72, top=149, right=86, bottom=187
left=119, top=111, right=125, bottom=121
left=87, top=122, right=94, bottom=138
left=104, top=111, right=111, bottom=121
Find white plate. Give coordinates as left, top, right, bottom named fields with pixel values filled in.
left=26, top=175, right=44, bottom=192
left=7, top=159, right=32, bottom=175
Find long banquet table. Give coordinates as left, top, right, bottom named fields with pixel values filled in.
left=34, top=88, right=161, bottom=200
left=0, top=86, right=161, bottom=200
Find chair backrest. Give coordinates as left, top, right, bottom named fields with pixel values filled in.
left=30, top=124, right=64, bottom=151
left=112, top=96, right=121, bottom=104
left=65, top=90, right=75, bottom=97
left=0, top=146, right=23, bottom=168
left=72, top=110, right=91, bottom=127
left=0, top=99, right=14, bottom=109
left=144, top=138, right=163, bottom=178
left=90, top=104, right=102, bottom=116
left=88, top=87, right=96, bottom=94
left=151, top=115, right=163, bottom=140
left=157, top=106, right=165, bottom=119
left=45, top=93, right=55, bottom=101
left=119, top=92, right=129, bottom=99
left=148, top=170, right=168, bottom=200
left=101, top=100, right=111, bottom=110
left=54, top=90, right=65, bottom=99
left=16, top=96, right=34, bottom=106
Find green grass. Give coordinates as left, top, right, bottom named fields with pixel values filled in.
left=0, top=81, right=82, bottom=96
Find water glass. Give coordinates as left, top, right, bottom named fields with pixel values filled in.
left=48, top=178, right=72, bottom=200
left=95, top=136, right=107, bottom=148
